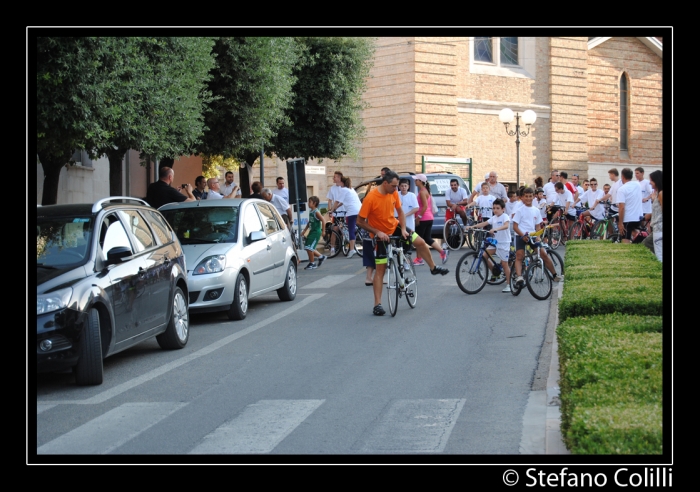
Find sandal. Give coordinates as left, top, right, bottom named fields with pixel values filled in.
left=373, top=304, right=386, bottom=316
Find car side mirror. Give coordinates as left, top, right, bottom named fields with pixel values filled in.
left=249, top=230, right=265, bottom=242
left=106, top=246, right=132, bottom=264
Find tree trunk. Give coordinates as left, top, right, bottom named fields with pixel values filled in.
left=106, top=148, right=127, bottom=197
left=38, top=150, right=71, bottom=206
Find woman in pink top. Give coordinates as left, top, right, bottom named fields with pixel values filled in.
left=413, top=174, right=448, bottom=265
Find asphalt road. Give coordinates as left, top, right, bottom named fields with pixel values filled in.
left=34, top=247, right=556, bottom=462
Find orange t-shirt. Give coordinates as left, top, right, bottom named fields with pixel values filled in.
left=359, top=187, right=400, bottom=237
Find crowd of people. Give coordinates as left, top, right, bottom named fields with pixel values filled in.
left=146, top=164, right=663, bottom=315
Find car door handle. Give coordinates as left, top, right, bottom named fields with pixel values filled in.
left=266, top=243, right=272, bottom=250
left=163, top=256, right=171, bottom=265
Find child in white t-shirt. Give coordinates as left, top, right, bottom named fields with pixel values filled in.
left=467, top=199, right=512, bottom=293
left=469, top=182, right=496, bottom=221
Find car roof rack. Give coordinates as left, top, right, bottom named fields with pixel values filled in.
left=93, top=197, right=150, bottom=213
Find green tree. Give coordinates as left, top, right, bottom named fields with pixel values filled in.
left=270, top=37, right=375, bottom=162
left=36, top=37, right=216, bottom=204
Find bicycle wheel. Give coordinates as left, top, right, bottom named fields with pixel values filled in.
left=443, top=218, right=464, bottom=251
left=386, top=258, right=399, bottom=317
left=589, top=220, right=605, bottom=240
left=549, top=222, right=562, bottom=250
left=322, top=230, right=342, bottom=258
left=548, top=249, right=564, bottom=277
left=525, top=260, right=552, bottom=300
left=569, top=222, right=584, bottom=241
left=456, top=252, right=488, bottom=294
left=485, top=252, right=507, bottom=285
left=341, top=229, right=350, bottom=256
left=404, top=260, right=417, bottom=308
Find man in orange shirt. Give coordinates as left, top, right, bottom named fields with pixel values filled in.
left=358, top=170, right=448, bottom=316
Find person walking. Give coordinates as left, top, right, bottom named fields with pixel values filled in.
left=413, top=174, right=448, bottom=266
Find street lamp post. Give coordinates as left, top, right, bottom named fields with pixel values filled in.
left=499, top=108, right=537, bottom=189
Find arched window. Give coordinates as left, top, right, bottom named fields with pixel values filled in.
left=620, top=73, right=629, bottom=152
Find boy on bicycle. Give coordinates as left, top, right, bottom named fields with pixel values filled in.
left=466, top=199, right=513, bottom=293
left=513, top=188, right=564, bottom=287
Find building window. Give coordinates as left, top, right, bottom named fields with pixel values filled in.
left=620, top=73, right=629, bottom=152
left=469, top=37, right=534, bottom=79
left=474, top=37, right=493, bottom=63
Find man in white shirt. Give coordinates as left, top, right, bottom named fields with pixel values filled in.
left=617, top=168, right=643, bottom=243
left=206, top=177, right=238, bottom=200
left=543, top=169, right=559, bottom=203
left=571, top=174, right=585, bottom=207
left=486, top=171, right=508, bottom=201
left=220, top=171, right=242, bottom=198
left=635, top=167, right=653, bottom=222
left=272, top=176, right=289, bottom=202
left=262, top=188, right=293, bottom=225
left=445, top=178, right=470, bottom=227
left=582, top=178, right=606, bottom=221
left=326, top=171, right=345, bottom=219
left=602, top=168, right=622, bottom=214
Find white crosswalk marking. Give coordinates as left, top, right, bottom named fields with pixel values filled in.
left=357, top=399, right=466, bottom=453
left=37, top=403, right=57, bottom=414
left=190, top=399, right=325, bottom=454
left=301, top=275, right=354, bottom=289
left=37, top=402, right=186, bottom=454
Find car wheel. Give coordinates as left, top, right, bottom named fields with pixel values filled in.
left=157, top=286, right=189, bottom=349
left=277, top=261, right=297, bottom=301
left=228, top=273, right=248, bottom=320
left=73, top=308, right=104, bottom=386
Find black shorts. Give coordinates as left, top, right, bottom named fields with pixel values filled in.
left=374, top=226, right=416, bottom=265
left=623, top=221, right=641, bottom=240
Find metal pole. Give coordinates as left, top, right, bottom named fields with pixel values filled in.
left=260, top=147, right=264, bottom=187
left=515, top=114, right=521, bottom=188
left=292, top=159, right=303, bottom=249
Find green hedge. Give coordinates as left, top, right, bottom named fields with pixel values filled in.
left=557, top=241, right=664, bottom=454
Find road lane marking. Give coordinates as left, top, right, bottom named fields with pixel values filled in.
left=37, top=294, right=325, bottom=406
left=190, top=399, right=325, bottom=454
left=357, top=399, right=466, bottom=453
left=36, top=404, right=57, bottom=414
left=37, top=402, right=186, bottom=454
left=301, top=275, right=355, bottom=289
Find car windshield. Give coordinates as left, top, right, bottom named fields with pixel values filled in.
left=37, top=216, right=93, bottom=267
left=428, top=176, right=469, bottom=196
left=161, top=206, right=239, bottom=244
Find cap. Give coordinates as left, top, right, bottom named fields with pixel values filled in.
left=414, top=174, right=427, bottom=183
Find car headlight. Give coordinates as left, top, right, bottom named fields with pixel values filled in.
left=37, top=287, right=73, bottom=315
left=193, top=255, right=226, bottom=275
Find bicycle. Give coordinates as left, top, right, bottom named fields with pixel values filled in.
left=455, top=230, right=514, bottom=295
left=589, top=202, right=621, bottom=243
left=321, top=217, right=343, bottom=258
left=374, top=235, right=418, bottom=316
left=544, top=206, right=569, bottom=249
left=464, top=205, right=491, bottom=251
left=510, top=228, right=564, bottom=298
left=442, top=208, right=476, bottom=251
left=332, top=211, right=362, bottom=257
left=568, top=206, right=593, bottom=240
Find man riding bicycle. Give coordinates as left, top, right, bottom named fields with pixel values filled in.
left=357, top=170, right=449, bottom=316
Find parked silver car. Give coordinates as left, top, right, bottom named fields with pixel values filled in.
left=159, top=198, right=299, bottom=320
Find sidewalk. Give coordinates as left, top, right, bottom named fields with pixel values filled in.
left=520, top=280, right=570, bottom=455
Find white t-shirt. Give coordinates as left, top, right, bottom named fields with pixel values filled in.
left=337, top=186, right=362, bottom=216
left=327, top=184, right=345, bottom=213
left=543, top=181, right=557, bottom=202
left=272, top=187, right=289, bottom=202
left=396, top=191, right=419, bottom=231
left=206, top=190, right=224, bottom=200
left=582, top=189, right=605, bottom=220
left=574, top=185, right=584, bottom=207
left=270, top=194, right=290, bottom=217
left=513, top=204, right=543, bottom=235
left=221, top=181, right=241, bottom=197
left=505, top=199, right=518, bottom=217
left=552, top=189, right=575, bottom=217
left=475, top=194, right=496, bottom=218
left=638, top=179, right=652, bottom=214
left=446, top=187, right=469, bottom=206
left=609, top=178, right=622, bottom=210
left=617, top=180, right=643, bottom=223
left=488, top=213, right=511, bottom=246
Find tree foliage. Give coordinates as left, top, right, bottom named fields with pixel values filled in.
left=270, top=37, right=375, bottom=162
left=36, top=37, right=216, bottom=203
left=198, top=37, right=300, bottom=158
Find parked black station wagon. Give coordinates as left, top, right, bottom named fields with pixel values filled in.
left=36, top=197, right=189, bottom=385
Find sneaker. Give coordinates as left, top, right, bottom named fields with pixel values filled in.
left=347, top=250, right=357, bottom=259
left=553, top=274, right=564, bottom=282
left=404, top=261, right=412, bottom=271
left=515, top=276, right=525, bottom=286
left=502, top=285, right=512, bottom=293
left=413, top=257, right=425, bottom=266
left=330, top=248, right=336, bottom=255
left=431, top=265, right=449, bottom=276
left=317, top=255, right=327, bottom=267
left=440, top=249, right=449, bottom=264
left=304, top=263, right=317, bottom=270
